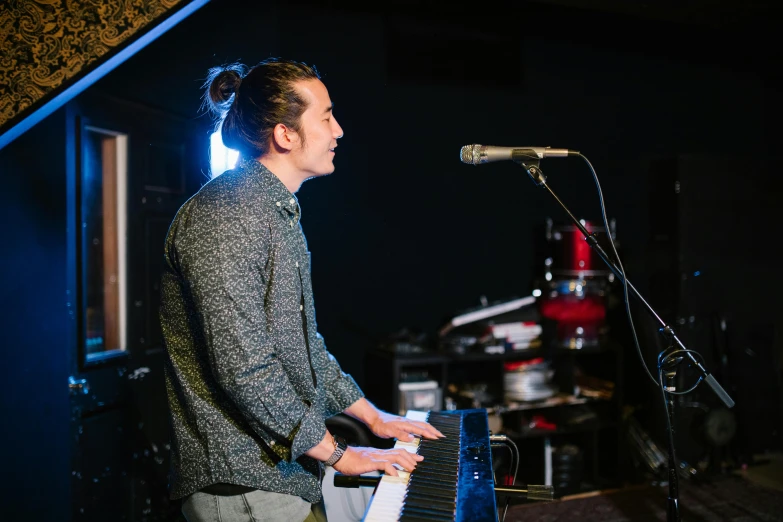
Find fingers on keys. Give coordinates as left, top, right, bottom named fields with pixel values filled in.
left=410, top=420, right=445, bottom=439
left=397, top=449, right=421, bottom=470
left=384, top=462, right=399, bottom=477
left=385, top=449, right=420, bottom=473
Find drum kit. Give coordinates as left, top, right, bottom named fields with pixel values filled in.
left=537, top=218, right=617, bottom=350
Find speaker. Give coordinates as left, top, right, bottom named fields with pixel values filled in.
left=644, top=154, right=783, bottom=462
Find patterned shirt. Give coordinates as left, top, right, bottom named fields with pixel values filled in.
left=160, top=158, right=364, bottom=501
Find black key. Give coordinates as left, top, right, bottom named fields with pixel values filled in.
left=405, top=496, right=456, bottom=512
left=400, top=505, right=455, bottom=521
left=409, top=474, right=456, bottom=487
left=406, top=483, right=455, bottom=499
left=399, top=515, right=450, bottom=522
left=405, top=492, right=457, bottom=508
left=413, top=469, right=458, bottom=481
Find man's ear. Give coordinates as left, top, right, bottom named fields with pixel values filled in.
left=272, top=123, right=299, bottom=151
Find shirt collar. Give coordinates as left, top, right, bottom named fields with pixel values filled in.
left=237, top=157, right=301, bottom=220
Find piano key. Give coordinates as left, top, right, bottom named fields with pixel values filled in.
left=404, top=484, right=455, bottom=500
left=405, top=493, right=456, bottom=508
left=404, top=496, right=456, bottom=512
left=399, top=506, right=455, bottom=521
left=408, top=477, right=455, bottom=489
left=409, top=468, right=456, bottom=478
left=401, top=506, right=455, bottom=518
left=402, top=514, right=450, bottom=522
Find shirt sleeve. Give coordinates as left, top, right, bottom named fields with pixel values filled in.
left=311, top=333, right=365, bottom=417
left=178, top=206, right=324, bottom=462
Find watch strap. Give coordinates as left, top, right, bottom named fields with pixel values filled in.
left=324, top=436, right=347, bottom=466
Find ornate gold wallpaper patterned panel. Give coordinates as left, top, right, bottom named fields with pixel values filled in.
left=0, top=0, right=183, bottom=129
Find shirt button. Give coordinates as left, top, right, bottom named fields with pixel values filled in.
left=295, top=261, right=299, bottom=267
left=276, top=201, right=281, bottom=207
left=290, top=222, right=294, bottom=227
left=269, top=440, right=276, bottom=446
left=300, top=304, right=304, bottom=311
left=289, top=198, right=295, bottom=205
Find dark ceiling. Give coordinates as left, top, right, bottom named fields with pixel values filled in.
left=288, top=0, right=781, bottom=26
left=280, top=0, right=783, bottom=87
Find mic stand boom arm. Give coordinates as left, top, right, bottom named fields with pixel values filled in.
left=515, top=152, right=734, bottom=408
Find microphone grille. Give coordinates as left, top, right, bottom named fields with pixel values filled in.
left=459, top=144, right=480, bottom=165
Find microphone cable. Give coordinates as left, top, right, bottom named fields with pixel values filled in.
left=577, top=153, right=659, bottom=387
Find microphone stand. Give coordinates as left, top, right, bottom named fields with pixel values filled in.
left=514, top=153, right=735, bottom=522
left=659, top=330, right=683, bottom=522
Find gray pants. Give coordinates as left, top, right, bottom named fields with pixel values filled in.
left=182, top=489, right=327, bottom=522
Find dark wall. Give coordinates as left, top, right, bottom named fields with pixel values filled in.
left=0, top=110, right=71, bottom=518
left=88, top=0, right=781, bottom=426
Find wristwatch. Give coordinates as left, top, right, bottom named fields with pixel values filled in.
left=324, top=435, right=347, bottom=466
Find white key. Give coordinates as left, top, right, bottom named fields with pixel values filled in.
left=362, top=410, right=431, bottom=521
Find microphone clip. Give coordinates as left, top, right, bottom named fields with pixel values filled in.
left=511, top=151, right=546, bottom=186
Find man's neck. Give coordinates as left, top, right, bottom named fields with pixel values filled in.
left=256, top=155, right=304, bottom=194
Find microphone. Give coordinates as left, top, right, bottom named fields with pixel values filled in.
left=460, top=144, right=579, bottom=165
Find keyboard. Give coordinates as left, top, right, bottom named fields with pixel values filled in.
left=362, top=409, right=497, bottom=521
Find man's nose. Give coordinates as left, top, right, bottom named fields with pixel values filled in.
left=333, top=118, right=344, bottom=139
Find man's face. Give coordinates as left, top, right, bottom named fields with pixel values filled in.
left=290, top=79, right=343, bottom=178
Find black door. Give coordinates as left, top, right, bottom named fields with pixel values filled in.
left=68, top=92, right=205, bottom=522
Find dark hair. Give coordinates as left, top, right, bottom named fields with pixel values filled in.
left=201, top=57, right=321, bottom=157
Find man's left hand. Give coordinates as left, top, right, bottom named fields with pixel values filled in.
left=369, top=411, right=444, bottom=442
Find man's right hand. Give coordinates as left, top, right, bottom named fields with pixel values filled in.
left=332, top=446, right=423, bottom=477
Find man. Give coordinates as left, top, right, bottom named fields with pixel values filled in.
left=160, top=57, right=442, bottom=522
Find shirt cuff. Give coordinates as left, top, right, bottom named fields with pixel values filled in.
left=291, top=400, right=328, bottom=462
left=324, top=373, right=365, bottom=417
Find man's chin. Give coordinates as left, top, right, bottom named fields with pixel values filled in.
left=304, top=168, right=335, bottom=182
left=318, top=163, right=337, bottom=176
